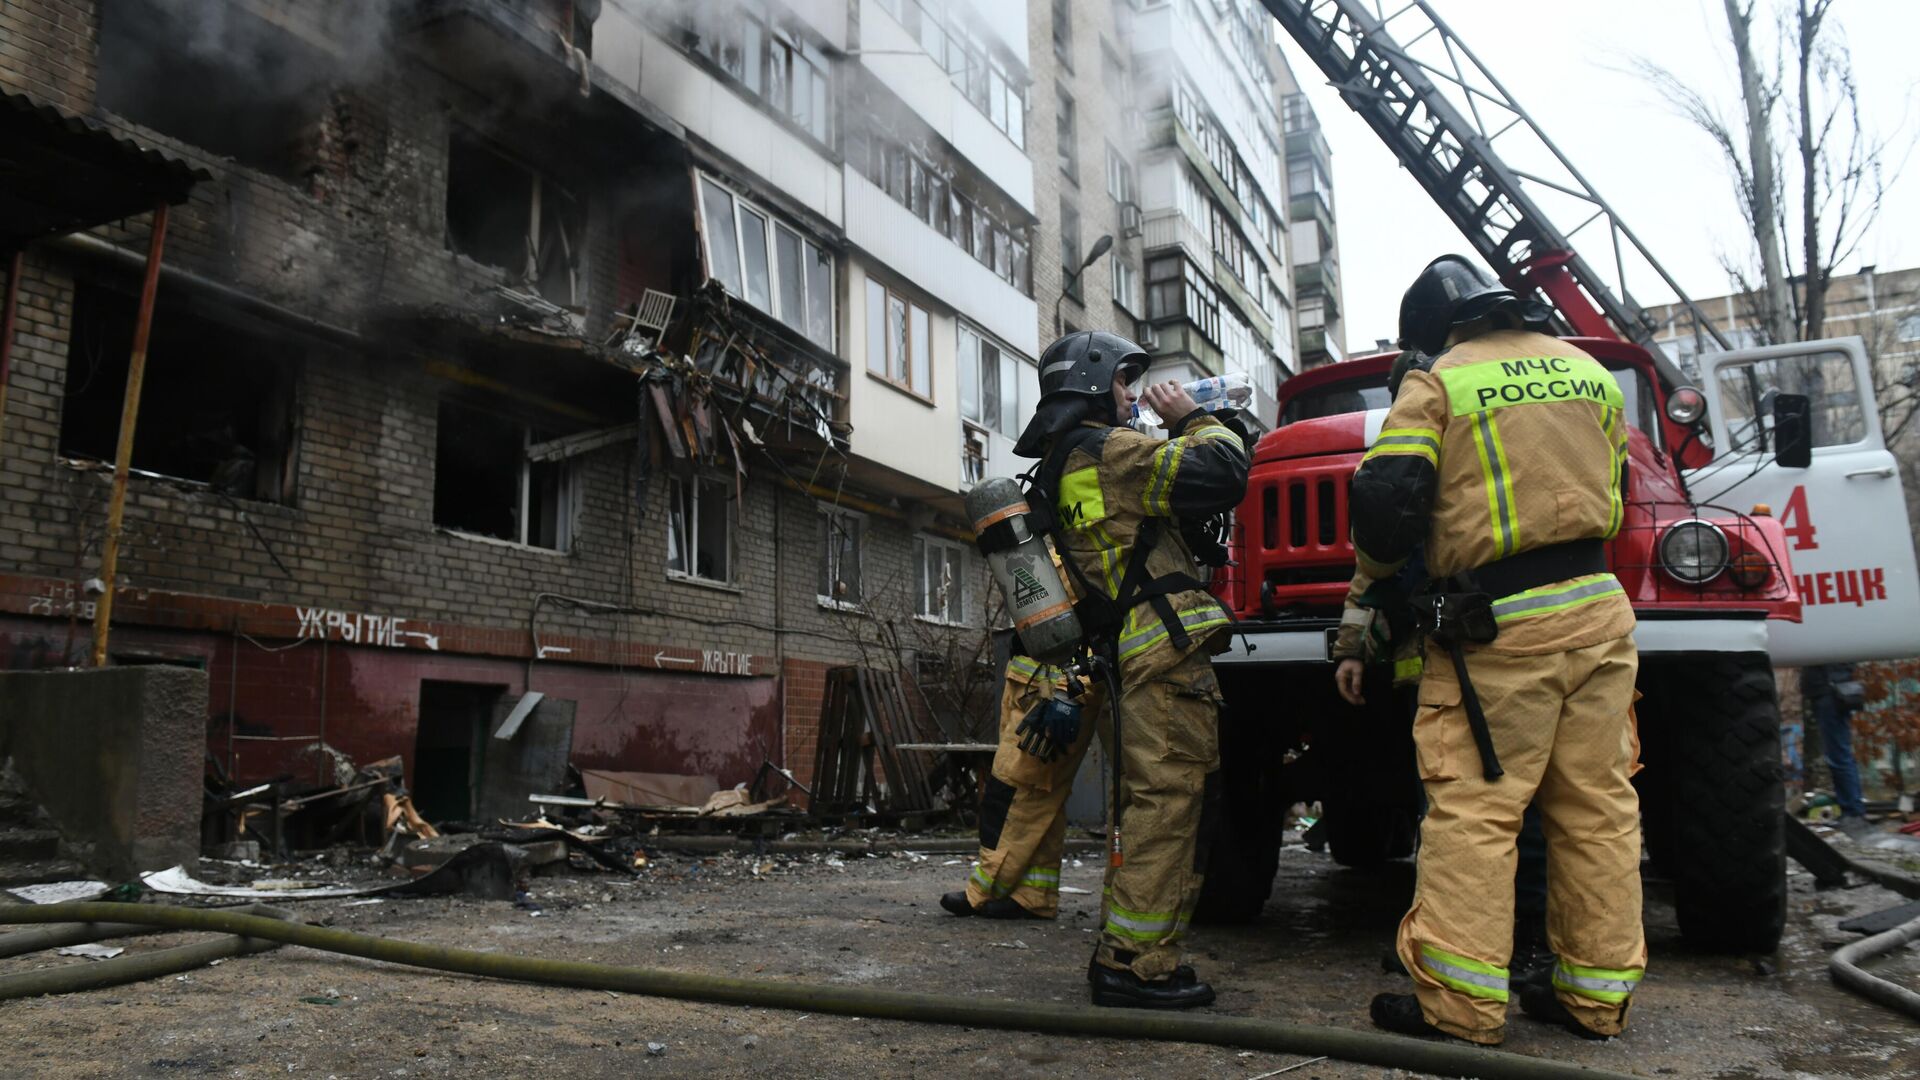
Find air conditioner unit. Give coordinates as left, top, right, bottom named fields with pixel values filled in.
left=1135, top=320, right=1159, bottom=350
left=1120, top=201, right=1143, bottom=239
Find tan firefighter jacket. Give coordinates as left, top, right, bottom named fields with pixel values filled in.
left=1048, top=414, right=1249, bottom=687
left=1350, top=329, right=1634, bottom=656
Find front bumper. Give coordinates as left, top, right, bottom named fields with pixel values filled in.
left=1217, top=613, right=1774, bottom=667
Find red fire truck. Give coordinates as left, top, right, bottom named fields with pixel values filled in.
left=1192, top=1, right=1920, bottom=952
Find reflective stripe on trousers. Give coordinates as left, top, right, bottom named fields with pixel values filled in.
left=1420, top=944, right=1510, bottom=1003
left=1553, top=960, right=1642, bottom=1004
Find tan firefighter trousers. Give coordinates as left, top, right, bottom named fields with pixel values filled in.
left=1396, top=633, right=1645, bottom=1043
left=965, top=669, right=1102, bottom=917
left=1094, top=646, right=1223, bottom=981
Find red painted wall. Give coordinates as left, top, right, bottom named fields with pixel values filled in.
left=0, top=617, right=783, bottom=795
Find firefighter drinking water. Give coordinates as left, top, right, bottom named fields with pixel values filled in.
left=986, top=330, right=1248, bottom=1010
left=1354, top=256, right=1645, bottom=1045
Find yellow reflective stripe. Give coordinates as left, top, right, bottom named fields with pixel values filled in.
left=1145, top=436, right=1188, bottom=516
left=970, top=863, right=1012, bottom=898
left=1419, top=945, right=1509, bottom=1003
left=1116, top=605, right=1231, bottom=662
left=1469, top=410, right=1518, bottom=557
left=1007, top=657, right=1043, bottom=679
left=1192, top=424, right=1245, bottom=448
left=1436, top=356, right=1625, bottom=416
left=1364, top=427, right=1442, bottom=465
left=1102, top=890, right=1182, bottom=941
left=1019, top=868, right=1060, bottom=889
left=1058, top=466, right=1106, bottom=529
left=1089, top=522, right=1123, bottom=597
left=1602, top=407, right=1625, bottom=539
left=1393, top=656, right=1425, bottom=682
left=1491, top=573, right=1624, bottom=624
left=1553, top=961, right=1642, bottom=1004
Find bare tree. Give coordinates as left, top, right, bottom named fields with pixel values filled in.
left=1640, top=0, right=1898, bottom=344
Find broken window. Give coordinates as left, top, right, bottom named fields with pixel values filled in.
left=914, top=535, right=967, bottom=625
left=864, top=279, right=932, bottom=399
left=697, top=174, right=835, bottom=350
left=818, top=505, right=865, bottom=608
left=446, top=128, right=585, bottom=305
left=689, top=0, right=833, bottom=143
left=667, top=476, right=734, bottom=583
left=97, top=0, right=330, bottom=181
left=60, top=284, right=298, bottom=504
left=433, top=400, right=573, bottom=551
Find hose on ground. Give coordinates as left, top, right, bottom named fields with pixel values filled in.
left=0, top=922, right=158, bottom=961
left=0, top=904, right=291, bottom=1001
left=1, top=902, right=1638, bottom=1080
left=1831, top=912, right=1920, bottom=1019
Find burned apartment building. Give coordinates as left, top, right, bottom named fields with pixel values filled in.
left=0, top=0, right=1042, bottom=811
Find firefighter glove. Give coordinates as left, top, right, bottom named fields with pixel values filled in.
left=1016, top=696, right=1083, bottom=763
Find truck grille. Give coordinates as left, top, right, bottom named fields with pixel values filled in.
left=1258, top=472, right=1347, bottom=555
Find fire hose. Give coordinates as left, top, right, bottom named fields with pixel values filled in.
left=0, top=902, right=1640, bottom=1080
left=1830, top=912, right=1920, bottom=1020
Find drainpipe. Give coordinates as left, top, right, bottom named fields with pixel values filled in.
left=90, top=202, right=171, bottom=668
left=0, top=248, right=21, bottom=456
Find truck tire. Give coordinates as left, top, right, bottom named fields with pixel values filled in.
left=1636, top=653, right=1786, bottom=954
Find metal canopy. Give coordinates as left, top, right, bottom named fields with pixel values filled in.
left=0, top=90, right=207, bottom=245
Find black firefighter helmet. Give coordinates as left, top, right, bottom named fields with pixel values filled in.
left=1012, top=330, right=1149, bottom=457
left=1397, top=254, right=1550, bottom=355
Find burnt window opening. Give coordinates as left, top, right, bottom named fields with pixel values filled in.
left=433, top=399, right=574, bottom=551
left=446, top=128, right=586, bottom=306
left=97, top=0, right=332, bottom=180
left=61, top=284, right=299, bottom=504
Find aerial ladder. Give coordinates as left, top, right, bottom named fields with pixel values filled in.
left=1256, top=0, right=1730, bottom=385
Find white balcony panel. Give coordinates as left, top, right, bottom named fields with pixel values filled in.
left=847, top=263, right=963, bottom=490
left=845, top=171, right=1038, bottom=358
left=594, top=20, right=841, bottom=226
left=859, top=0, right=1035, bottom=214
left=1140, top=209, right=1210, bottom=263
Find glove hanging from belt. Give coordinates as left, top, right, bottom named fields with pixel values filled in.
left=1015, top=695, right=1083, bottom=762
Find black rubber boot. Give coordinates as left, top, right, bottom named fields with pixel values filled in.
left=1518, top=981, right=1612, bottom=1040
left=1087, top=954, right=1198, bottom=986
left=1381, top=946, right=1409, bottom=976
left=940, top=891, right=1043, bottom=919
left=1368, top=993, right=1467, bottom=1041
left=1088, top=961, right=1215, bottom=1009
left=1509, top=934, right=1556, bottom=991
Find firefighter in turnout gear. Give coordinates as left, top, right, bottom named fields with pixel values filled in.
left=1356, top=256, right=1645, bottom=1045
left=940, top=653, right=1102, bottom=920
left=1012, top=330, right=1250, bottom=1010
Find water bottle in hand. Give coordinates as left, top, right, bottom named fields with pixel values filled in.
left=1132, top=373, right=1254, bottom=428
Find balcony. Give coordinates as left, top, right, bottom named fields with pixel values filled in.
left=1294, top=254, right=1340, bottom=298
left=1141, top=208, right=1211, bottom=263
left=1298, top=327, right=1343, bottom=366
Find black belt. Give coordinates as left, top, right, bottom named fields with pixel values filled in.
left=1464, top=539, right=1607, bottom=599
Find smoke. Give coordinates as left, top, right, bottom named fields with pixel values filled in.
left=99, top=0, right=405, bottom=95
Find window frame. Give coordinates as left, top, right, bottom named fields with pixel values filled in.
left=696, top=172, right=836, bottom=351
left=1105, top=143, right=1134, bottom=204
left=864, top=277, right=936, bottom=402
left=1056, top=84, right=1078, bottom=181
left=817, top=503, right=867, bottom=610
left=913, top=534, right=971, bottom=626
left=432, top=399, right=575, bottom=554
left=666, top=474, right=737, bottom=586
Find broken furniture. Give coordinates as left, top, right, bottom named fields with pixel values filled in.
left=809, top=667, right=945, bottom=820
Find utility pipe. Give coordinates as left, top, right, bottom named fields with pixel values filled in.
left=90, top=201, right=170, bottom=668
left=1, top=903, right=1640, bottom=1080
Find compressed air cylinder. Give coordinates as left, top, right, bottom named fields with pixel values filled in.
left=966, top=477, right=1083, bottom=666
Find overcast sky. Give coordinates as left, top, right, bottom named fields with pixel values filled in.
left=1274, top=0, right=1920, bottom=351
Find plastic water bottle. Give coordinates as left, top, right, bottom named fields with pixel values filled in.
left=1131, top=373, right=1254, bottom=428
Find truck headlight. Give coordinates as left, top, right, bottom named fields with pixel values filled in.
left=1658, top=520, right=1729, bottom=584
left=1666, top=386, right=1707, bottom=425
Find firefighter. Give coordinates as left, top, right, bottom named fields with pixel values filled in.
left=1011, top=330, right=1250, bottom=1010
left=1354, top=255, right=1644, bottom=1045
left=940, top=651, right=1101, bottom=920
left=1332, top=353, right=1555, bottom=989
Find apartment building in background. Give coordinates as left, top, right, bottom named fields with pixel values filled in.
left=1276, top=58, right=1344, bottom=370
left=0, top=0, right=1343, bottom=813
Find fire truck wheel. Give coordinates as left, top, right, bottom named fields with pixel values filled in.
left=1637, top=653, right=1786, bottom=954
left=1194, top=696, right=1283, bottom=925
